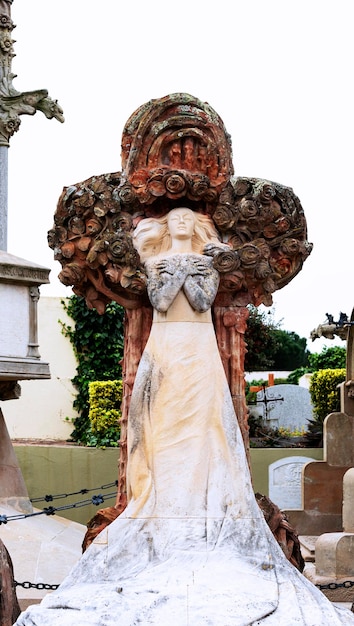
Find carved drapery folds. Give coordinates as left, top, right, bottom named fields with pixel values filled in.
left=213, top=305, right=250, bottom=466
left=48, top=93, right=312, bottom=504
left=116, top=306, right=152, bottom=514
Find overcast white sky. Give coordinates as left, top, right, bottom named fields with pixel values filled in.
left=7, top=0, right=353, bottom=353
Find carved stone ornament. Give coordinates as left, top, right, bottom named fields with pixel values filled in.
left=0, top=250, right=50, bottom=382
left=49, top=93, right=312, bottom=314
left=0, top=380, right=20, bottom=400
left=49, top=93, right=313, bottom=510
left=0, top=1, right=64, bottom=146
left=342, top=308, right=354, bottom=416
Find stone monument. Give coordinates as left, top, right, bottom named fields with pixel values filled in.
left=47, top=92, right=312, bottom=512
left=269, top=456, right=315, bottom=510
left=14, top=95, right=354, bottom=623
left=256, top=383, right=313, bottom=432
left=284, top=311, right=354, bottom=537
left=293, top=310, right=354, bottom=603
left=0, top=0, right=63, bottom=512
left=0, top=2, right=63, bottom=621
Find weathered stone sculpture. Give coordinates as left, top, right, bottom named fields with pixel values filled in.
left=17, top=190, right=354, bottom=625
left=310, top=313, right=349, bottom=342
left=0, top=0, right=60, bottom=508
left=0, top=0, right=63, bottom=149
left=48, top=93, right=312, bottom=511
left=0, top=0, right=64, bottom=249
left=14, top=94, right=354, bottom=625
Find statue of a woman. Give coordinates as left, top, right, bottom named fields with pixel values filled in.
left=126, top=208, right=235, bottom=521
left=15, top=208, right=354, bottom=625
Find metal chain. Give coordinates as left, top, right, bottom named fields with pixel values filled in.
left=14, top=579, right=354, bottom=593
left=12, top=577, right=354, bottom=617
left=316, top=580, right=354, bottom=614
left=30, top=480, right=118, bottom=503
left=316, top=580, right=354, bottom=591
left=14, top=581, right=59, bottom=591
left=0, top=490, right=117, bottom=525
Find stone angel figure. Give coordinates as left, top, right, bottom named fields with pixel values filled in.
left=47, top=92, right=314, bottom=525
left=16, top=208, right=354, bottom=625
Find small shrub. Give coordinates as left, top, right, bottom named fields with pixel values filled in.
left=248, top=410, right=264, bottom=438
left=277, top=426, right=306, bottom=438
left=87, top=380, right=123, bottom=447
left=308, top=346, right=346, bottom=371
left=286, top=367, right=309, bottom=385
left=309, top=368, right=346, bottom=423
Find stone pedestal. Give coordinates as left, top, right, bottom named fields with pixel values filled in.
left=291, top=311, right=354, bottom=603
left=315, top=533, right=354, bottom=578
left=0, top=409, right=31, bottom=514
left=302, top=468, right=354, bottom=602
left=343, top=468, right=354, bottom=531
left=0, top=251, right=51, bottom=385
left=285, top=413, right=354, bottom=535
left=0, top=251, right=51, bottom=513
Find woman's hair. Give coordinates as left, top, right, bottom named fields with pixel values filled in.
left=133, top=208, right=223, bottom=262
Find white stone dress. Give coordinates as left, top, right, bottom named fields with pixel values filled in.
left=16, top=254, right=354, bottom=625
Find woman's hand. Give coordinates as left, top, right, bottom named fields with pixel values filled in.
left=203, top=242, right=231, bottom=257
left=154, top=259, right=174, bottom=275
left=189, top=259, right=209, bottom=275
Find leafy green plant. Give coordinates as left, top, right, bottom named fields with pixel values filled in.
left=60, top=295, right=124, bottom=444
left=305, top=368, right=346, bottom=446
left=87, top=380, right=123, bottom=447
left=308, top=346, right=346, bottom=371
left=286, top=367, right=309, bottom=385
left=244, top=307, right=309, bottom=372
left=286, top=347, right=346, bottom=386
left=271, top=329, right=310, bottom=370
left=309, top=368, right=346, bottom=422
left=244, top=307, right=279, bottom=371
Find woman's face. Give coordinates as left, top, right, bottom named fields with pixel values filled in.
left=167, top=208, right=195, bottom=240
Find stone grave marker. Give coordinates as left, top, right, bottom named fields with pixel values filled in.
left=256, top=384, right=313, bottom=433
left=269, top=456, right=315, bottom=510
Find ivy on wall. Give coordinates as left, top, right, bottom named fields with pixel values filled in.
left=60, top=296, right=124, bottom=445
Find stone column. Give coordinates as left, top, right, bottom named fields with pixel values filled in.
left=0, top=146, right=7, bottom=250
left=0, top=0, right=64, bottom=251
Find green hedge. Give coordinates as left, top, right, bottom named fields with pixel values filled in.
left=87, top=380, right=123, bottom=447
left=309, top=368, right=346, bottom=423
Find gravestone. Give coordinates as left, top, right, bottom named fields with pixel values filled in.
left=269, top=456, right=315, bottom=510
left=256, top=384, right=313, bottom=432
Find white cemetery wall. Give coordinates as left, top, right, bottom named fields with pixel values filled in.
left=2, top=297, right=78, bottom=439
